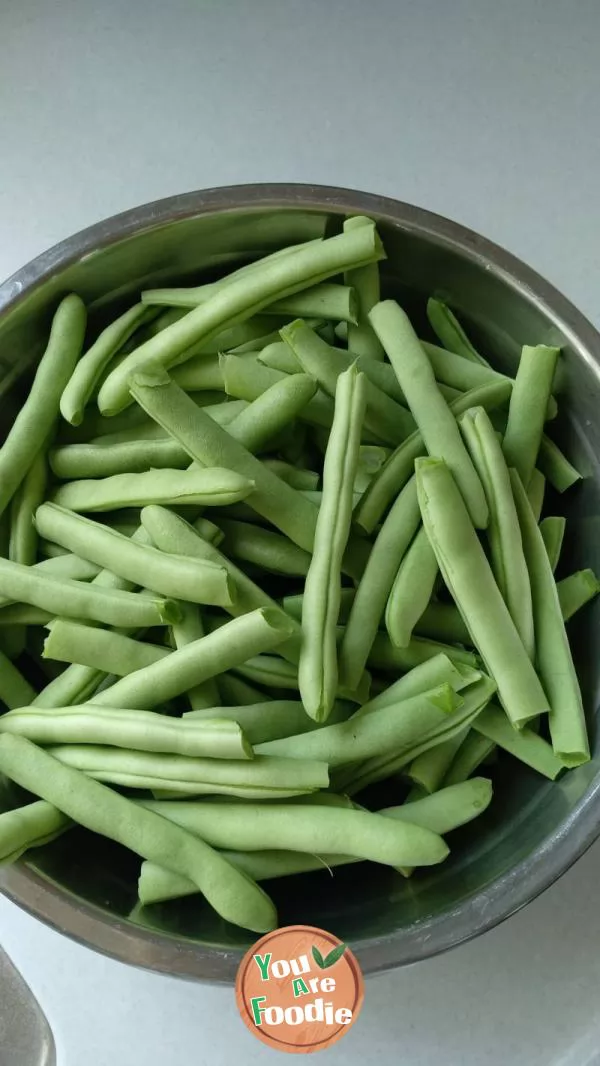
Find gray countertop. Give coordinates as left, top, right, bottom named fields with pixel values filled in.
left=2, top=1, right=600, bottom=1062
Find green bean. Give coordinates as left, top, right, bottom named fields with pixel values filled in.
left=354, top=380, right=511, bottom=535
left=343, top=216, right=385, bottom=360
left=0, top=705, right=252, bottom=760
left=0, top=294, right=87, bottom=517
left=281, top=320, right=415, bottom=445
left=43, top=619, right=169, bottom=675
left=1, top=554, right=102, bottom=607
left=343, top=676, right=497, bottom=795
left=129, top=368, right=320, bottom=552
left=527, top=468, right=546, bottom=522
left=88, top=608, right=293, bottom=710
left=370, top=301, right=488, bottom=527
left=385, top=526, right=439, bottom=648
left=50, top=438, right=192, bottom=478
left=354, top=446, right=390, bottom=493
left=98, top=224, right=385, bottom=415
left=143, top=281, right=358, bottom=323
left=51, top=466, right=254, bottom=512
left=502, top=345, right=560, bottom=488
left=283, top=319, right=415, bottom=445
left=218, top=518, right=311, bottom=577
left=0, top=605, right=54, bottom=626
left=59, top=399, right=160, bottom=444
left=184, top=700, right=319, bottom=745
left=138, top=798, right=447, bottom=868
left=282, top=588, right=355, bottom=626
left=417, top=458, right=548, bottom=727
left=413, top=602, right=471, bottom=645
left=224, top=373, right=318, bottom=454
left=339, top=477, right=421, bottom=691
left=473, top=703, right=564, bottom=779
left=558, top=569, right=600, bottom=622
left=220, top=353, right=337, bottom=432
left=261, top=460, right=320, bottom=491
left=60, top=304, right=156, bottom=425
left=217, top=673, right=267, bottom=706
left=406, top=728, right=470, bottom=793
left=35, top=503, right=232, bottom=607
left=426, top=298, right=488, bottom=365
left=421, top=341, right=508, bottom=391
left=191, top=517, right=224, bottom=547
left=234, top=654, right=371, bottom=706
left=258, top=341, right=301, bottom=374
left=259, top=684, right=461, bottom=766
left=138, top=778, right=491, bottom=901
left=31, top=533, right=152, bottom=710
left=300, top=365, right=366, bottom=720
left=171, top=603, right=221, bottom=710
left=538, top=435, right=582, bottom=493
left=510, top=470, right=589, bottom=764
left=443, top=731, right=496, bottom=786
left=460, top=406, right=534, bottom=657
left=0, top=799, right=71, bottom=863
left=539, top=516, right=566, bottom=573
left=354, top=655, right=479, bottom=716
left=368, top=632, right=477, bottom=672
left=0, top=648, right=37, bottom=708
left=0, top=555, right=176, bottom=628
left=140, top=505, right=301, bottom=661
left=0, top=733, right=276, bottom=932
left=9, top=451, right=47, bottom=565
left=49, top=744, right=328, bottom=799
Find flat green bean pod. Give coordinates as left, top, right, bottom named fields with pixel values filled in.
left=539, top=516, right=566, bottom=573
left=426, top=298, right=488, bottom=365
left=9, top=450, right=47, bottom=566
left=0, top=649, right=37, bottom=708
left=558, top=569, right=600, bottom=622
left=472, top=702, right=564, bottom=779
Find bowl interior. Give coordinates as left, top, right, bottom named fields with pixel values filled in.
left=1, top=190, right=600, bottom=978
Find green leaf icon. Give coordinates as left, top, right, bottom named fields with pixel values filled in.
left=311, top=945, right=326, bottom=969
left=323, top=943, right=347, bottom=968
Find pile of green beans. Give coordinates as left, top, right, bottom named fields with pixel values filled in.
left=0, top=218, right=596, bottom=937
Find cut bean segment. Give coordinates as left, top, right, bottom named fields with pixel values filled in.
left=511, top=470, right=589, bottom=765
left=0, top=294, right=86, bottom=517
left=426, top=298, right=488, bottom=365
left=416, top=458, right=548, bottom=728
left=558, top=569, right=600, bottom=622
left=369, top=301, right=488, bottom=528
left=502, top=345, right=560, bottom=488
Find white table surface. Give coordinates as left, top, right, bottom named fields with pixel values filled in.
left=2, top=1, right=600, bottom=1062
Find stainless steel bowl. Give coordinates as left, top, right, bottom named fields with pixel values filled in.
left=1, top=184, right=599, bottom=985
